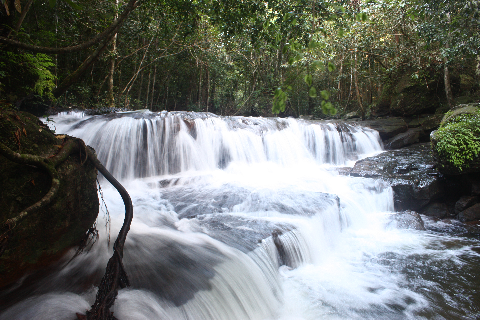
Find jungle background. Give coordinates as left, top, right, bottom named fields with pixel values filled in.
left=1, top=0, right=479, bottom=118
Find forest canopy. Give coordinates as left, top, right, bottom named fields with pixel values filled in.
left=1, top=0, right=479, bottom=117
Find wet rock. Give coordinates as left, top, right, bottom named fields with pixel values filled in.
left=348, top=143, right=442, bottom=211
left=407, top=114, right=443, bottom=132
left=353, top=117, right=408, bottom=140
left=458, top=203, right=480, bottom=222
left=0, top=110, right=98, bottom=288
left=162, top=185, right=340, bottom=219
left=420, top=202, right=451, bottom=219
left=386, top=211, right=425, bottom=230
left=384, top=128, right=423, bottom=150
left=344, top=111, right=360, bottom=119
left=455, top=196, right=479, bottom=215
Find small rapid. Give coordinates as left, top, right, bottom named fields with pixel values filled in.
left=1, top=111, right=479, bottom=320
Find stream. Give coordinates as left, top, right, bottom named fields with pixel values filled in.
left=1, top=110, right=479, bottom=320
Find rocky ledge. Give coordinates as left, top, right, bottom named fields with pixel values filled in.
left=342, top=143, right=480, bottom=222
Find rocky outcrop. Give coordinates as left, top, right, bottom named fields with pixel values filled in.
left=346, top=143, right=443, bottom=211
left=345, top=142, right=480, bottom=222
left=372, top=69, right=445, bottom=117
left=353, top=117, right=408, bottom=140
left=0, top=110, right=99, bottom=288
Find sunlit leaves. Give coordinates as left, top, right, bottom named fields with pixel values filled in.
left=272, top=87, right=288, bottom=114
left=320, top=90, right=330, bottom=100
left=356, top=12, right=368, bottom=22
left=327, top=61, right=335, bottom=72
left=304, top=74, right=312, bottom=87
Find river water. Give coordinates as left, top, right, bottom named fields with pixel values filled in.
left=1, top=111, right=479, bottom=319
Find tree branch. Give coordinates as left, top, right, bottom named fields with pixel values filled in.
left=0, top=0, right=141, bottom=54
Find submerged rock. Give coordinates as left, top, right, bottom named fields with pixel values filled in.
left=386, top=211, right=426, bottom=230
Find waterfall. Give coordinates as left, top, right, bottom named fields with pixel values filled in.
left=1, top=111, right=479, bottom=320
left=53, top=111, right=382, bottom=179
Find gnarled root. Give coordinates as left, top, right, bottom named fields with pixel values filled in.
left=1, top=137, right=133, bottom=320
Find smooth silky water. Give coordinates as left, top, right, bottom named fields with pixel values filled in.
left=1, top=111, right=479, bottom=319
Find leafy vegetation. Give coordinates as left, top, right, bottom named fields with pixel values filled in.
left=433, top=107, right=480, bottom=170
left=0, top=0, right=479, bottom=117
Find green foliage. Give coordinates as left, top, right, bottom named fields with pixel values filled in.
left=0, top=51, right=56, bottom=100
left=433, top=111, right=480, bottom=170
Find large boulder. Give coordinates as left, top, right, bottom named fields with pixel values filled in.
left=384, top=128, right=423, bottom=150
left=0, top=110, right=99, bottom=288
left=352, top=117, right=408, bottom=140
left=346, top=143, right=444, bottom=211
left=372, top=70, right=445, bottom=117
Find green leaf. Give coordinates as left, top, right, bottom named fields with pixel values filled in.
left=308, top=40, right=319, bottom=49
left=356, top=12, right=368, bottom=22
left=304, top=74, right=313, bottom=87
left=64, top=0, right=82, bottom=11
left=328, top=62, right=335, bottom=72
left=312, top=60, right=324, bottom=71
left=309, top=86, right=317, bottom=98
left=338, top=28, right=344, bottom=37
left=49, top=0, right=56, bottom=8
left=320, top=90, right=330, bottom=100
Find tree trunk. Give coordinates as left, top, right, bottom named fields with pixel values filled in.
left=145, top=68, right=151, bottom=108
left=150, top=64, right=157, bottom=110
left=107, top=0, right=119, bottom=108
left=53, top=38, right=112, bottom=98
left=444, top=57, right=454, bottom=109
left=354, top=50, right=365, bottom=120
left=8, top=0, right=34, bottom=38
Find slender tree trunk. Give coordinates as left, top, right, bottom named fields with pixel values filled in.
left=354, top=50, right=365, bottom=119
left=444, top=13, right=454, bottom=109
left=338, top=54, right=343, bottom=106
left=206, top=66, right=210, bottom=113
left=444, top=57, right=454, bottom=109
left=197, top=62, right=203, bottom=109
left=7, top=0, right=34, bottom=38
left=53, top=37, right=112, bottom=98
left=107, top=0, right=119, bottom=108
left=150, top=64, right=157, bottom=110
left=145, top=68, right=151, bottom=108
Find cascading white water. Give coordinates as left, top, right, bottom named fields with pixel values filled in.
left=1, top=111, right=479, bottom=320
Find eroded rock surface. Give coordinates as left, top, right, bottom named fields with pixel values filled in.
left=346, top=143, right=441, bottom=211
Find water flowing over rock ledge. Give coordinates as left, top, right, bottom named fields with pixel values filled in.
left=343, top=143, right=480, bottom=222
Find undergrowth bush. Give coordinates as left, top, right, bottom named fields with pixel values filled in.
left=432, top=109, right=480, bottom=170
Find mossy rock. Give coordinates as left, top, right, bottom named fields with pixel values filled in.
left=0, top=109, right=99, bottom=288
left=431, top=103, right=480, bottom=175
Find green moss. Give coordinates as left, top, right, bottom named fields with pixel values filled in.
left=432, top=107, right=480, bottom=170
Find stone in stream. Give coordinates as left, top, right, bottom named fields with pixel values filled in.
left=346, top=143, right=443, bottom=212
left=386, top=210, right=426, bottom=230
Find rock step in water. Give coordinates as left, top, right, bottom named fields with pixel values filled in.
left=344, top=143, right=480, bottom=222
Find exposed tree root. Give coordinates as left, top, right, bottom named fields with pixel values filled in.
left=0, top=136, right=133, bottom=320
